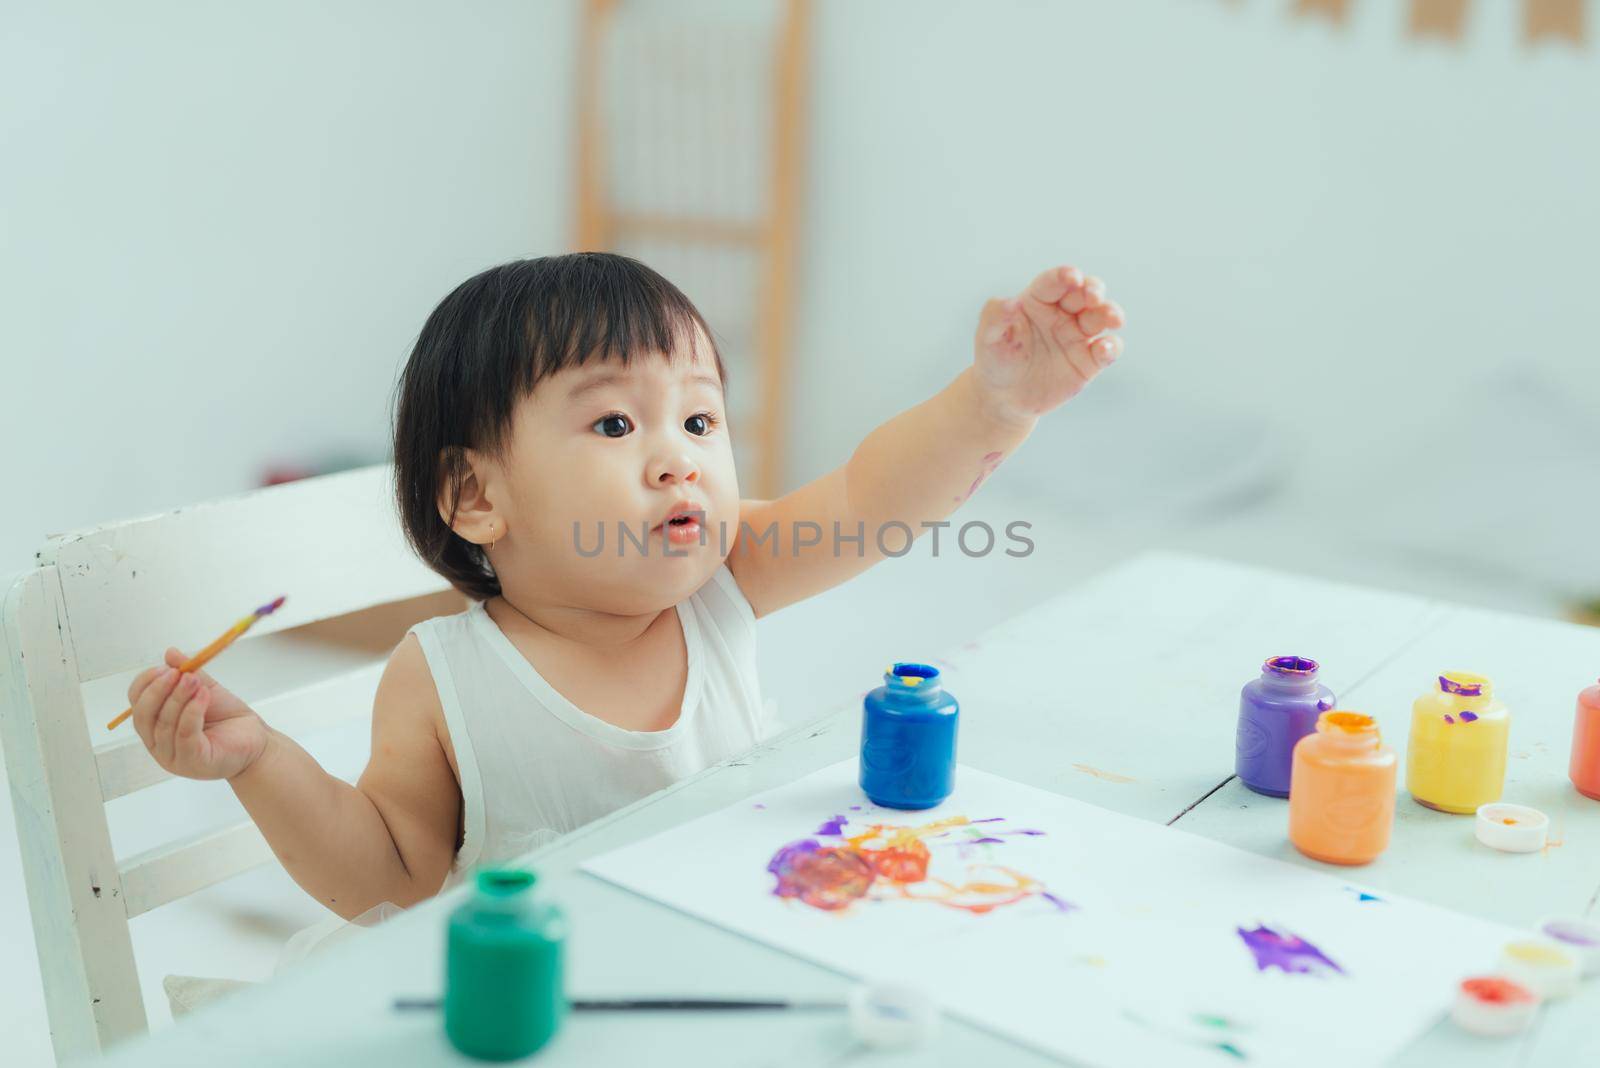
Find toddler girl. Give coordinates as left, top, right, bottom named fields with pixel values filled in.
left=126, top=253, right=1124, bottom=918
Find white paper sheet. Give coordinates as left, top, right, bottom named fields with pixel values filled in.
left=582, top=761, right=1517, bottom=1067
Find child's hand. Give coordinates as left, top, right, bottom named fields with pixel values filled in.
left=127, top=648, right=269, bottom=781
left=973, top=266, right=1126, bottom=425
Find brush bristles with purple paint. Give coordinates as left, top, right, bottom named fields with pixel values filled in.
left=106, top=595, right=287, bottom=730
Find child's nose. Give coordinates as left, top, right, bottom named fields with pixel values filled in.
left=649, top=454, right=700, bottom=485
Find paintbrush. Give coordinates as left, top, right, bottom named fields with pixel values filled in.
left=393, top=997, right=840, bottom=1013
left=105, top=595, right=287, bottom=731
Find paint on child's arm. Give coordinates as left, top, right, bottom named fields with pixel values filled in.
left=954, top=451, right=1005, bottom=504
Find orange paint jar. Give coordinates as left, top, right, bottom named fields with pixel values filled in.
left=1288, top=711, right=1397, bottom=866
left=1571, top=679, right=1600, bottom=801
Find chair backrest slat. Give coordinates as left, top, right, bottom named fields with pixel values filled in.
left=45, top=466, right=448, bottom=684
left=117, top=821, right=275, bottom=920
left=1, top=569, right=147, bottom=1058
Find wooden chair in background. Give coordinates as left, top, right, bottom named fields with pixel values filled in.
left=574, top=0, right=810, bottom=499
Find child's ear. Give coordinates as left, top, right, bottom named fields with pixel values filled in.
left=437, top=447, right=504, bottom=546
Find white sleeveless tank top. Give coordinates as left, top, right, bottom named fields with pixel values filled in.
left=408, top=564, right=774, bottom=875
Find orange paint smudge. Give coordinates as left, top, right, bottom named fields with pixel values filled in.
left=1073, top=763, right=1136, bottom=784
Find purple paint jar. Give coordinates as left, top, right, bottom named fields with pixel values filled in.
left=1235, top=656, right=1336, bottom=798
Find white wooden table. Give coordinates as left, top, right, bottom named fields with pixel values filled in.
left=97, top=554, right=1600, bottom=1067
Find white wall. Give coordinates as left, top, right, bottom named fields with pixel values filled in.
left=4, top=0, right=1596, bottom=592
left=784, top=0, right=1599, bottom=609
left=793, top=0, right=1598, bottom=478
left=1, top=0, right=577, bottom=571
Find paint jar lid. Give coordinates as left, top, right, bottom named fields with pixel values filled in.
left=1474, top=803, right=1548, bottom=853
left=848, top=982, right=938, bottom=1049
left=1499, top=940, right=1580, bottom=1000
left=883, top=663, right=941, bottom=691
left=1450, top=976, right=1539, bottom=1037
left=1438, top=671, right=1491, bottom=697
left=1535, top=917, right=1600, bottom=978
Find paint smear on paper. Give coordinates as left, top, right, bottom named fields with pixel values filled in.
left=1073, top=763, right=1137, bottom=784
left=766, top=841, right=874, bottom=911
left=1236, top=924, right=1344, bottom=977
left=815, top=814, right=848, bottom=836
left=767, top=813, right=1069, bottom=916
left=1123, top=1008, right=1250, bottom=1061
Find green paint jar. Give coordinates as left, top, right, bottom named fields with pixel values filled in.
left=444, top=869, right=567, bottom=1060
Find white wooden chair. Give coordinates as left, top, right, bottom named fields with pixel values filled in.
left=0, top=465, right=457, bottom=1061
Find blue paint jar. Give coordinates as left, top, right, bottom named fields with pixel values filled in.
left=860, top=662, right=958, bottom=809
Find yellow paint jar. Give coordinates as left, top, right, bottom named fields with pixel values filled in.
left=1406, top=672, right=1509, bottom=814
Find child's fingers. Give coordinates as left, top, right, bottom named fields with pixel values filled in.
left=1079, top=301, right=1124, bottom=337
left=127, top=665, right=164, bottom=705
left=175, top=687, right=209, bottom=760
left=165, top=647, right=206, bottom=679
left=1092, top=335, right=1123, bottom=368
left=153, top=673, right=198, bottom=766
left=1081, top=276, right=1107, bottom=309
left=132, top=668, right=180, bottom=753
left=1062, top=338, right=1102, bottom=384
left=1059, top=282, right=1089, bottom=314
left=1024, top=266, right=1083, bottom=308
left=166, top=647, right=222, bottom=687
left=1046, top=307, right=1087, bottom=346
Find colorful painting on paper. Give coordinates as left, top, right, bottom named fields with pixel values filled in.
left=766, top=813, right=1071, bottom=915
left=582, top=760, right=1519, bottom=1068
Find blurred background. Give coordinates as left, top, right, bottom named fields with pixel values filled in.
left=2, top=0, right=1597, bottom=1061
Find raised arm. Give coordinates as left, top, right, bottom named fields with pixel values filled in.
left=727, top=265, right=1124, bottom=617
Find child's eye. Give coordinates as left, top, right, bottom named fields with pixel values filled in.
left=684, top=412, right=717, bottom=436
left=593, top=413, right=633, bottom=438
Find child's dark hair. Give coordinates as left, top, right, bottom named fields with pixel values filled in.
left=392, top=252, right=725, bottom=600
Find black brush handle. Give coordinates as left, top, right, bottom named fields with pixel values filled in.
left=394, top=997, right=839, bottom=1013
left=573, top=999, right=810, bottom=1012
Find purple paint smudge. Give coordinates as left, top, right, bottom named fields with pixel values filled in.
left=767, top=839, right=821, bottom=876
left=1440, top=675, right=1483, bottom=697
left=1542, top=922, right=1600, bottom=947
left=969, top=837, right=1005, bottom=845
left=850, top=805, right=862, bottom=811
left=958, top=452, right=1005, bottom=503
left=816, top=815, right=848, bottom=836
left=972, top=817, right=1005, bottom=824
left=753, top=803, right=766, bottom=809
left=1236, top=924, right=1344, bottom=977
left=1443, top=715, right=1455, bottom=724
left=1459, top=711, right=1479, bottom=723
left=1040, top=891, right=1078, bottom=913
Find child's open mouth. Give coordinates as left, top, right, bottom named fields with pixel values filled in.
left=654, top=510, right=704, bottom=547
